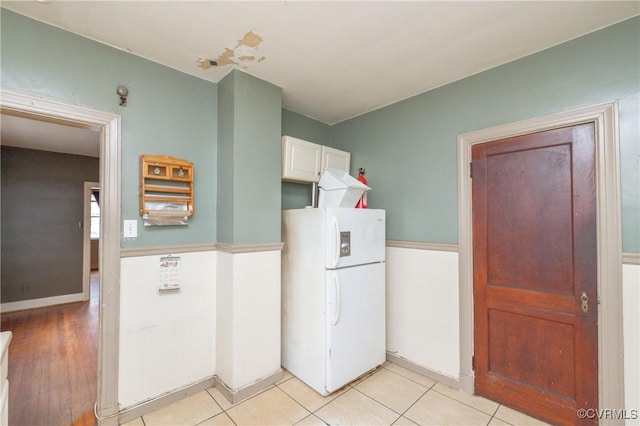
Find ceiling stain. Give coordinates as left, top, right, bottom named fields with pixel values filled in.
left=197, top=59, right=216, bottom=69
left=198, top=31, right=266, bottom=69
left=238, top=31, right=262, bottom=49
left=214, top=48, right=236, bottom=67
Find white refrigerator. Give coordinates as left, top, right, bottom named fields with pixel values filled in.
left=281, top=207, right=386, bottom=395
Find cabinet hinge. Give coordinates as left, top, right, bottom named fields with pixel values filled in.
left=469, top=162, right=473, bottom=179
left=472, top=355, right=475, bottom=370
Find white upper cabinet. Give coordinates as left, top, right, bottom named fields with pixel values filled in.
left=282, top=136, right=322, bottom=182
left=321, top=146, right=351, bottom=174
left=282, top=136, right=351, bottom=183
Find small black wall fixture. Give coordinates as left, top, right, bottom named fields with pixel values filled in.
left=116, top=85, right=129, bottom=106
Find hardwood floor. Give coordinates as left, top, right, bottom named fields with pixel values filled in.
left=1, top=272, right=98, bottom=426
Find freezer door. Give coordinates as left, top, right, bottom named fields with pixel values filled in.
left=325, top=263, right=386, bottom=393
left=325, top=208, right=385, bottom=269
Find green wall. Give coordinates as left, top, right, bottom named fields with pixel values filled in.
left=4, top=9, right=638, bottom=251
left=331, top=16, right=640, bottom=252
left=1, top=147, right=99, bottom=302
left=0, top=9, right=218, bottom=248
left=217, top=72, right=236, bottom=244
left=282, top=109, right=331, bottom=144
left=281, top=109, right=332, bottom=210
left=217, top=71, right=282, bottom=244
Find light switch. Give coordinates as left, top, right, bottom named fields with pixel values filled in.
left=124, top=220, right=138, bottom=238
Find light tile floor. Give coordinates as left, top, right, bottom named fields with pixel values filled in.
left=122, top=363, right=551, bottom=426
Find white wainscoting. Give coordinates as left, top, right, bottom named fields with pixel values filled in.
left=385, top=246, right=460, bottom=382
left=386, top=244, right=640, bottom=415
left=216, top=248, right=283, bottom=396
left=623, top=263, right=640, bottom=421
left=118, top=251, right=217, bottom=409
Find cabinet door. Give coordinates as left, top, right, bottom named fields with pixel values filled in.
left=282, top=136, right=322, bottom=182
left=321, top=146, right=351, bottom=173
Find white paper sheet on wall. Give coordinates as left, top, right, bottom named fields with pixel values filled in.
left=143, top=202, right=189, bottom=226
left=158, top=256, right=180, bottom=291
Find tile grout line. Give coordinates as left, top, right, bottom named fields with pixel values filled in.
left=430, top=388, right=497, bottom=417
left=280, top=364, right=439, bottom=425
left=364, top=364, right=440, bottom=424
left=391, top=382, right=437, bottom=425
left=136, top=368, right=515, bottom=426
left=487, top=403, right=502, bottom=426
left=202, top=388, right=233, bottom=425
left=487, top=404, right=516, bottom=426
left=346, top=384, right=414, bottom=424
left=277, top=374, right=397, bottom=425
left=273, top=381, right=317, bottom=423
left=350, top=366, right=438, bottom=424
left=381, top=363, right=438, bottom=389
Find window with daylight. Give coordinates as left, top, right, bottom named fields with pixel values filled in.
left=91, top=193, right=100, bottom=239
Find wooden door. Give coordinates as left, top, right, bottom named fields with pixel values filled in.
left=472, top=123, right=598, bottom=425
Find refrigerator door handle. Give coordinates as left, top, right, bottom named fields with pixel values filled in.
left=332, top=214, right=341, bottom=269
left=332, top=272, right=341, bottom=326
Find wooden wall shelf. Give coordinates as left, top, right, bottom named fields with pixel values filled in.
left=139, top=154, right=194, bottom=219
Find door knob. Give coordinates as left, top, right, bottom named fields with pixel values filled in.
left=580, top=292, right=589, bottom=313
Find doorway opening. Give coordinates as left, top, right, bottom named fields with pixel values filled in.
left=84, top=182, right=101, bottom=302
left=0, top=90, right=121, bottom=425
left=456, top=101, right=624, bottom=419
left=471, top=124, right=598, bottom=424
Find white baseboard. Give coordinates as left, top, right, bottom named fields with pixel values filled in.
left=1, top=292, right=87, bottom=313
left=118, top=377, right=216, bottom=424
left=386, top=352, right=460, bottom=390
left=117, top=370, right=283, bottom=424
left=214, top=369, right=284, bottom=404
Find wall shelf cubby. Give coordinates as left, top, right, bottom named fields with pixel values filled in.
left=139, top=154, right=194, bottom=225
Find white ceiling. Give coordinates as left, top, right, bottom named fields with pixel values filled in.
left=1, top=1, right=638, bottom=158
left=1, top=114, right=101, bottom=157
left=3, top=1, right=638, bottom=126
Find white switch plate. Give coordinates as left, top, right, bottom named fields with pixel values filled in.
left=124, top=220, right=138, bottom=238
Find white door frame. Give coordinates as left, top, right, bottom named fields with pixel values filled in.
left=457, top=101, right=624, bottom=420
left=1, top=90, right=121, bottom=425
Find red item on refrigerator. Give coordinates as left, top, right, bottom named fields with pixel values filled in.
left=355, top=168, right=367, bottom=208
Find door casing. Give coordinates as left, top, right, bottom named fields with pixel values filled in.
left=457, top=101, right=624, bottom=420
left=1, top=90, right=122, bottom=426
